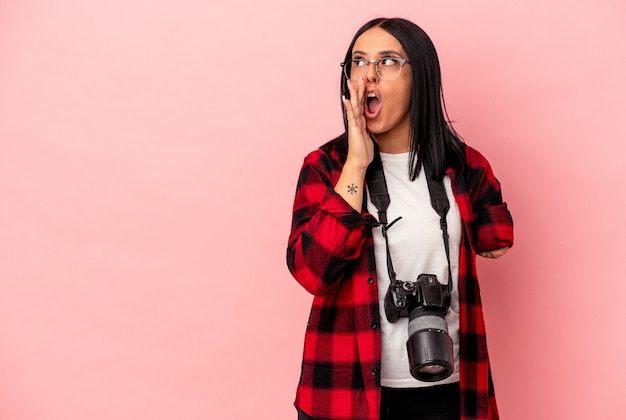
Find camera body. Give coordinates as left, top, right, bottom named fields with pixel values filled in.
left=384, top=274, right=454, bottom=382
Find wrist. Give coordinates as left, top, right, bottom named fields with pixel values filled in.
left=343, top=157, right=369, bottom=175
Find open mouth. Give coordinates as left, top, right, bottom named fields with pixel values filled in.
left=365, top=92, right=382, bottom=118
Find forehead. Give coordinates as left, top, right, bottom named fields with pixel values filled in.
left=352, top=27, right=405, bottom=56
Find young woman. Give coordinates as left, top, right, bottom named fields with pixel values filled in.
left=287, top=17, right=513, bottom=420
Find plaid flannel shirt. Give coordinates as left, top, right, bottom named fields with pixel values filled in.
left=287, top=134, right=513, bottom=420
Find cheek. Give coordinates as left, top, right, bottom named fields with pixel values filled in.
left=388, top=77, right=412, bottom=114
left=402, top=82, right=412, bottom=109
left=392, top=86, right=411, bottom=117
left=402, top=90, right=412, bottom=112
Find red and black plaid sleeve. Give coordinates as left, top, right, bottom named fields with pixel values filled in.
left=287, top=139, right=376, bottom=296
left=463, top=146, right=514, bottom=253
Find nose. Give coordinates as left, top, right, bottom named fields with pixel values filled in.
left=365, top=60, right=378, bottom=83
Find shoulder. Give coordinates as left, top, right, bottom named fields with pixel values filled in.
left=302, top=133, right=347, bottom=170
left=297, top=133, right=347, bottom=187
left=463, top=144, right=493, bottom=171
left=449, top=144, right=504, bottom=202
left=318, top=133, right=348, bottom=162
left=459, top=144, right=500, bottom=186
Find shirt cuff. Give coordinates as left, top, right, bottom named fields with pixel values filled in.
left=474, top=203, right=514, bottom=252
left=319, top=189, right=378, bottom=228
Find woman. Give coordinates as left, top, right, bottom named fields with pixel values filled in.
left=287, top=17, right=513, bottom=420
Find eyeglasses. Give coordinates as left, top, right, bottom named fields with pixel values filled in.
left=341, top=57, right=409, bottom=81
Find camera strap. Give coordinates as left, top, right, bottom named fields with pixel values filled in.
left=365, top=149, right=454, bottom=293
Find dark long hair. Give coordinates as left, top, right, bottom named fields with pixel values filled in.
left=341, top=18, right=465, bottom=180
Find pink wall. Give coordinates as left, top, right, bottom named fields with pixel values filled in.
left=1, top=1, right=625, bottom=419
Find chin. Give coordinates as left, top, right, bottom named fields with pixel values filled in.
left=366, top=120, right=386, bottom=134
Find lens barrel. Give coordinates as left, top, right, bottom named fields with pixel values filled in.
left=406, top=310, right=454, bottom=382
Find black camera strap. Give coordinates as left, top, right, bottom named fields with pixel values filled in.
left=365, top=149, right=454, bottom=293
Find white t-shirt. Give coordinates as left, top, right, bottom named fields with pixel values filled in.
left=366, top=152, right=462, bottom=388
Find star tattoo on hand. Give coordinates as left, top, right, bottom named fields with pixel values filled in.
left=347, top=184, right=358, bottom=194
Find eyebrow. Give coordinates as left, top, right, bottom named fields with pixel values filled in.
left=352, top=49, right=404, bottom=57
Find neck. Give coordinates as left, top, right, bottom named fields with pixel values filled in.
left=372, top=130, right=410, bottom=154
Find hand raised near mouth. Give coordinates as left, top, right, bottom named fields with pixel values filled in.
left=343, top=77, right=374, bottom=171
left=334, top=77, right=375, bottom=211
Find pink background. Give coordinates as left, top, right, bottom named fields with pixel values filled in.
left=1, top=1, right=625, bottom=419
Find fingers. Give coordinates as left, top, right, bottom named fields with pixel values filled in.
left=343, top=78, right=365, bottom=126
left=343, top=77, right=373, bottom=166
left=349, top=78, right=365, bottom=118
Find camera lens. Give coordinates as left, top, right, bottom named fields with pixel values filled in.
left=406, top=312, right=454, bottom=382
left=384, top=275, right=454, bottom=382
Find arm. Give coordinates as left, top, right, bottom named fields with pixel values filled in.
left=286, top=149, right=374, bottom=297
left=464, top=147, right=514, bottom=257
left=287, top=79, right=376, bottom=296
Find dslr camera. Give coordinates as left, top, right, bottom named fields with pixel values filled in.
left=384, top=274, right=454, bottom=382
